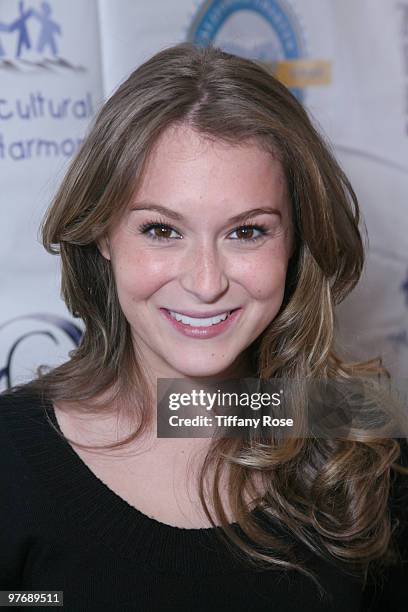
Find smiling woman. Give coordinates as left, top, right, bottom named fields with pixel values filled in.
left=0, top=43, right=407, bottom=612
left=96, top=125, right=293, bottom=377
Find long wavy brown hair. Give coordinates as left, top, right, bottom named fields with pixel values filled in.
left=16, top=43, right=408, bottom=595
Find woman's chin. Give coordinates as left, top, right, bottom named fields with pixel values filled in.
left=162, top=361, right=231, bottom=378
left=165, top=359, right=238, bottom=381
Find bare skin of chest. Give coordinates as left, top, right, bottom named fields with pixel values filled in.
left=53, top=401, right=239, bottom=528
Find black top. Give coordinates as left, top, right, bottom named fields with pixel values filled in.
left=0, top=386, right=407, bottom=612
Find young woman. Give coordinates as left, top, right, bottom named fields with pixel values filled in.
left=0, top=43, right=407, bottom=611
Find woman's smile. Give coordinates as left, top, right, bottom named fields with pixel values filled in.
left=159, top=307, right=243, bottom=339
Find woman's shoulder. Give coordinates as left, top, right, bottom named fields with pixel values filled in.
left=0, top=384, right=52, bottom=451
left=0, top=386, right=49, bottom=495
left=0, top=384, right=45, bottom=419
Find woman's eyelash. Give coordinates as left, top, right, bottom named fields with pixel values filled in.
left=137, top=218, right=270, bottom=243
left=230, top=223, right=269, bottom=242
left=138, top=217, right=182, bottom=241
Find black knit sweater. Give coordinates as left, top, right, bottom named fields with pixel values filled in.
left=0, top=387, right=407, bottom=611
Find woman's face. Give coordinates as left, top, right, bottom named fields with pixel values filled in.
left=99, top=124, right=294, bottom=379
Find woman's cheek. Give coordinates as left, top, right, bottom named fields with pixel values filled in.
left=115, top=251, right=172, bottom=300
left=234, top=252, right=288, bottom=300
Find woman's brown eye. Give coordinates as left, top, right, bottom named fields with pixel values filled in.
left=236, top=227, right=254, bottom=239
left=155, top=226, right=173, bottom=238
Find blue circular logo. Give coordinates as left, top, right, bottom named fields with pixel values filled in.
left=188, top=0, right=305, bottom=101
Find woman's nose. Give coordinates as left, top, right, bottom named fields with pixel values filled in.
left=179, top=240, right=229, bottom=302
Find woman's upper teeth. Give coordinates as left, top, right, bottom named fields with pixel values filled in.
left=169, top=310, right=230, bottom=326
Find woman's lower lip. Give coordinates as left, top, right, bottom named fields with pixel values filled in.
left=160, top=308, right=242, bottom=338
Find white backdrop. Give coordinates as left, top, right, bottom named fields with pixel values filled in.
left=1, top=0, right=407, bottom=391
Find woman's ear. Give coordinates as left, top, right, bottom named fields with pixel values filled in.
left=96, top=236, right=111, bottom=261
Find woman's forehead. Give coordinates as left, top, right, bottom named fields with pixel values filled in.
left=132, top=124, right=288, bottom=211
left=147, top=123, right=278, bottom=164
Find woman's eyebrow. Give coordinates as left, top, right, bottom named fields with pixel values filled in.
left=130, top=202, right=281, bottom=223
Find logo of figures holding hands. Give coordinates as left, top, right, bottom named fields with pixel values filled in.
left=0, top=0, right=61, bottom=63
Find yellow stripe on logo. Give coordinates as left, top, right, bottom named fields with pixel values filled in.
left=259, top=59, right=332, bottom=88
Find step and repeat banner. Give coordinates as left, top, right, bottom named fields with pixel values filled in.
left=1, top=0, right=407, bottom=390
